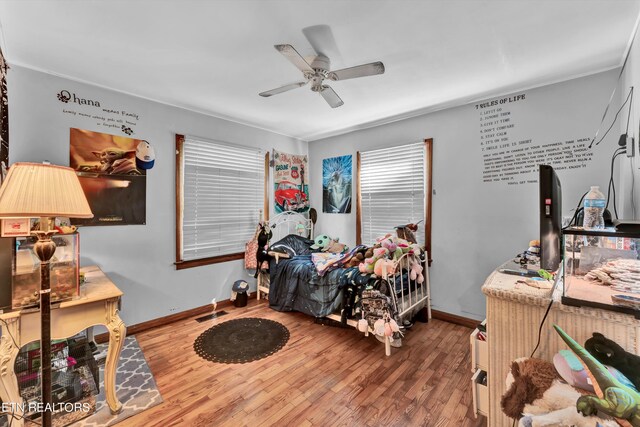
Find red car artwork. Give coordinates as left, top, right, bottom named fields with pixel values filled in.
left=275, top=181, right=308, bottom=211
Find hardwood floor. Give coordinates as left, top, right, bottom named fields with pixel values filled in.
left=119, top=300, right=487, bottom=427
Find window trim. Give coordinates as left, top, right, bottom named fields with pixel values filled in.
left=356, top=138, right=433, bottom=265
left=174, top=133, right=269, bottom=270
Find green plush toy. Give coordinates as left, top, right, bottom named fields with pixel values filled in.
left=554, top=324, right=640, bottom=427
left=310, top=234, right=332, bottom=250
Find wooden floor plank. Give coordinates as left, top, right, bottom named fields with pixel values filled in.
left=116, top=300, right=487, bottom=427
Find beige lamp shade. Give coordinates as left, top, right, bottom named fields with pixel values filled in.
left=0, top=162, right=93, bottom=218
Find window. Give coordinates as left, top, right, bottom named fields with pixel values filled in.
left=357, top=139, right=432, bottom=262
left=175, top=134, right=266, bottom=269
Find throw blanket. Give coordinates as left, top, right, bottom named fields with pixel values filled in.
left=312, top=245, right=366, bottom=276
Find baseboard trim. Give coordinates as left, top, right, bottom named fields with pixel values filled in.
left=95, top=292, right=256, bottom=343
left=431, top=309, right=481, bottom=329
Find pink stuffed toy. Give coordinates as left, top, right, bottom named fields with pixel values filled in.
left=409, top=260, right=424, bottom=284
left=359, top=247, right=389, bottom=274
left=374, top=258, right=396, bottom=277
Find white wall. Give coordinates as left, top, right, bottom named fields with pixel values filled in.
left=7, top=65, right=307, bottom=326
left=309, top=70, right=620, bottom=320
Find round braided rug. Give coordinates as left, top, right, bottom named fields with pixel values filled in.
left=193, top=317, right=290, bottom=363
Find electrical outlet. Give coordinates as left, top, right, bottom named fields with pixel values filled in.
left=627, top=135, right=635, bottom=157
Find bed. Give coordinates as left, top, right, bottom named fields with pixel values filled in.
left=256, top=211, right=431, bottom=356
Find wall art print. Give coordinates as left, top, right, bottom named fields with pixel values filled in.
left=273, top=150, right=309, bottom=213
left=322, top=155, right=352, bottom=214
left=69, top=128, right=146, bottom=226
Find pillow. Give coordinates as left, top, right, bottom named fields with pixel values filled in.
left=269, top=234, right=315, bottom=257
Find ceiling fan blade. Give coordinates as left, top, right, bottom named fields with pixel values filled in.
left=274, top=44, right=314, bottom=74
left=302, top=25, right=341, bottom=61
left=319, top=85, right=344, bottom=108
left=328, top=61, right=385, bottom=81
left=259, top=81, right=308, bottom=97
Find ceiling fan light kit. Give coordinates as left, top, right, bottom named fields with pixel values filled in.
left=259, top=43, right=385, bottom=108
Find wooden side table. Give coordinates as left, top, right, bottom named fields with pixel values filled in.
left=0, top=265, right=126, bottom=426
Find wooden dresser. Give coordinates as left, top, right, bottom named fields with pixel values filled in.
left=480, top=269, right=640, bottom=426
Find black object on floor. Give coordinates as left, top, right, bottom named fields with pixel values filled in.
left=234, top=292, right=248, bottom=307
left=195, top=310, right=229, bottom=323
left=193, top=317, right=289, bottom=363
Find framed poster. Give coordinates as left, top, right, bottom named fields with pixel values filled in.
left=322, top=155, right=352, bottom=213
left=69, top=128, right=146, bottom=226
left=273, top=150, right=309, bottom=213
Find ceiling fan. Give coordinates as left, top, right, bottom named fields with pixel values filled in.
left=259, top=44, right=385, bottom=108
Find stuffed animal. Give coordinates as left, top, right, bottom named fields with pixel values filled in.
left=409, top=260, right=424, bottom=284
left=553, top=349, right=636, bottom=393
left=346, top=252, right=365, bottom=268
left=501, top=357, right=619, bottom=427
left=323, top=239, right=348, bottom=254
left=363, top=247, right=374, bottom=259
left=54, top=225, right=77, bottom=234
left=253, top=223, right=272, bottom=278
left=395, top=221, right=422, bottom=244
left=555, top=325, right=640, bottom=427
left=585, top=332, right=640, bottom=391
left=374, top=258, right=396, bottom=277
left=376, top=234, right=416, bottom=260
left=311, top=234, right=332, bottom=251
left=359, top=247, right=389, bottom=274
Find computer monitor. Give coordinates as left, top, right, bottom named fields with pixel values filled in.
left=539, top=164, right=562, bottom=271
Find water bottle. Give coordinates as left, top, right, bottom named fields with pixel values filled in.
left=583, top=186, right=605, bottom=230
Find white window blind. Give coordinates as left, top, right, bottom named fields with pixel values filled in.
left=360, top=142, right=426, bottom=246
left=181, top=136, right=264, bottom=261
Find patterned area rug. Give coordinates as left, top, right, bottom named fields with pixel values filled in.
left=194, top=317, right=289, bottom=363
left=72, top=336, right=162, bottom=426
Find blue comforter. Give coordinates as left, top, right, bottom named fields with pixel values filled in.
left=268, top=254, right=345, bottom=317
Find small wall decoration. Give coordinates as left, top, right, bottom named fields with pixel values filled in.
left=1, top=219, right=30, bottom=237
left=0, top=47, right=8, bottom=185
left=69, top=128, right=146, bottom=226
left=273, top=150, right=309, bottom=213
left=57, top=89, right=141, bottom=135
left=323, top=155, right=352, bottom=213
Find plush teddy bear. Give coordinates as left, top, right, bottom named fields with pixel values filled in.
left=501, top=357, right=618, bottom=427
left=409, top=260, right=424, bottom=284
left=359, top=247, right=389, bottom=274
left=346, top=252, right=365, bottom=268
left=585, top=332, right=640, bottom=390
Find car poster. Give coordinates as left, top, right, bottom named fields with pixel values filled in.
left=273, top=150, right=309, bottom=213
left=322, top=155, right=352, bottom=213
left=70, top=128, right=146, bottom=226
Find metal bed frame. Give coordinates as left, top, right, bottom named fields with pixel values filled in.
left=257, top=211, right=431, bottom=356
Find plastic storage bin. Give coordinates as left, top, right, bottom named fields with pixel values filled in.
left=563, top=227, right=640, bottom=316
left=12, top=232, right=80, bottom=309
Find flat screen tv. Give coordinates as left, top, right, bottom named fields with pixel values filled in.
left=539, top=164, right=562, bottom=271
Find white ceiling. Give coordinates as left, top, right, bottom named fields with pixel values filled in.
left=0, top=0, right=639, bottom=141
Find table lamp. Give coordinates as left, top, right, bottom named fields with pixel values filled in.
left=0, top=162, right=92, bottom=427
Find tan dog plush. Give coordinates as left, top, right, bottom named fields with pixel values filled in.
left=323, top=239, right=348, bottom=254
left=501, top=358, right=618, bottom=427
